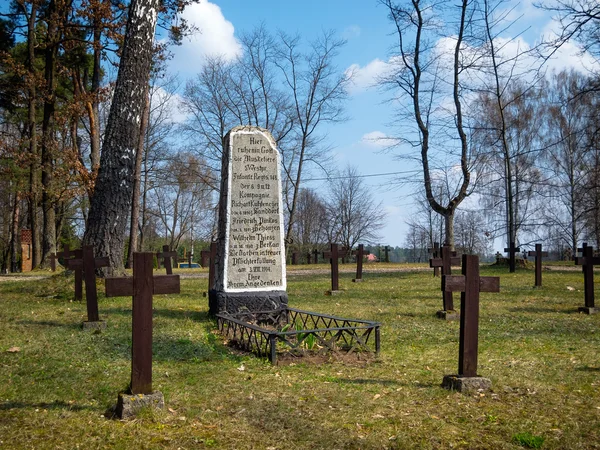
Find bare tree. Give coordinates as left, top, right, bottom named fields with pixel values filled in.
left=290, top=188, right=328, bottom=251
left=380, top=0, right=476, bottom=248
left=325, top=165, right=386, bottom=250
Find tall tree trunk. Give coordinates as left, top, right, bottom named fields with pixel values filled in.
left=10, top=193, right=20, bottom=273
left=83, top=0, right=159, bottom=275
left=126, top=86, right=150, bottom=268
left=40, top=0, right=62, bottom=267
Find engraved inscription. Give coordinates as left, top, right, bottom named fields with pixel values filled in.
left=226, top=132, right=285, bottom=291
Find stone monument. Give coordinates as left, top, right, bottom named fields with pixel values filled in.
left=209, top=126, right=288, bottom=314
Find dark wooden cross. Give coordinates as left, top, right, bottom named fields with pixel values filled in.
left=67, top=246, right=110, bottom=322
left=156, top=245, right=177, bottom=275
left=57, top=244, right=76, bottom=267
left=64, top=248, right=84, bottom=300
left=291, top=252, right=298, bottom=265
left=105, top=252, right=180, bottom=394
left=504, top=241, right=520, bottom=273
left=352, top=244, right=365, bottom=282
left=428, top=242, right=441, bottom=277
left=430, top=245, right=461, bottom=312
left=313, top=249, right=319, bottom=264
left=574, top=245, right=600, bottom=313
left=49, top=253, right=58, bottom=272
left=577, top=242, right=588, bottom=273
left=323, top=243, right=348, bottom=292
left=443, top=255, right=500, bottom=377
left=528, top=244, right=548, bottom=287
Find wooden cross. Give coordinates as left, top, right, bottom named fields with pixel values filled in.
left=528, top=244, right=548, bottom=287
left=156, top=245, right=177, bottom=275
left=430, top=245, right=461, bottom=312
left=577, top=242, right=588, bottom=273
left=57, top=244, right=76, bottom=267
left=291, top=251, right=298, bottom=265
left=428, top=242, right=441, bottom=277
left=504, top=241, right=520, bottom=273
left=313, top=249, right=319, bottom=264
left=49, top=253, right=58, bottom=272
left=574, top=245, right=600, bottom=313
left=323, top=243, right=349, bottom=292
left=352, top=244, right=365, bottom=282
left=105, top=252, right=180, bottom=394
left=67, top=246, right=110, bottom=322
left=64, top=248, right=84, bottom=300
left=443, top=255, right=500, bottom=377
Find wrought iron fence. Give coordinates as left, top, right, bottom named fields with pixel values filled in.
left=216, top=307, right=380, bottom=364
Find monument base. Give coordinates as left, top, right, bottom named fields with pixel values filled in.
left=326, top=290, right=344, bottom=296
left=209, top=289, right=288, bottom=315
left=115, top=391, right=164, bottom=419
left=436, top=310, right=460, bottom=321
left=82, top=320, right=107, bottom=331
left=352, top=278, right=363, bottom=283
left=441, top=375, right=491, bottom=393
left=578, top=306, right=598, bottom=315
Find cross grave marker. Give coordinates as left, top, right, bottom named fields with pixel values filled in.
left=106, top=252, right=180, bottom=419
left=211, top=126, right=287, bottom=314
left=352, top=244, right=365, bottom=282
left=504, top=241, right=520, bottom=273
left=528, top=244, right=548, bottom=287
left=157, top=245, right=177, bottom=274
left=430, top=245, right=461, bottom=319
left=323, top=243, right=348, bottom=294
left=428, top=242, right=441, bottom=277
left=64, top=248, right=84, bottom=300
left=441, top=254, right=499, bottom=392
left=574, top=245, right=599, bottom=314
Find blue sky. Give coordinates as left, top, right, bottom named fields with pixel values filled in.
left=164, top=0, right=595, bottom=247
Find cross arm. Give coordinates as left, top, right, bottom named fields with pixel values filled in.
left=105, top=275, right=181, bottom=297
left=442, top=275, right=500, bottom=293
left=574, top=256, right=600, bottom=266
left=429, top=257, right=442, bottom=268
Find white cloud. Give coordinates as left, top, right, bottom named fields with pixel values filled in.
left=169, top=0, right=242, bottom=75
left=360, top=131, right=399, bottom=149
left=345, top=58, right=391, bottom=94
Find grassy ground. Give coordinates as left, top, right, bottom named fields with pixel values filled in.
left=0, top=264, right=598, bottom=449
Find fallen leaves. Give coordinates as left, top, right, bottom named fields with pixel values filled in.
left=6, top=347, right=20, bottom=353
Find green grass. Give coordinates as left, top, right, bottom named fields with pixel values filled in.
left=0, top=264, right=599, bottom=449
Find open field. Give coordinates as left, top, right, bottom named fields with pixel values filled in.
left=0, top=263, right=599, bottom=449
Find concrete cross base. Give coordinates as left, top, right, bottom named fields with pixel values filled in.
left=115, top=391, right=164, bottom=419
left=352, top=278, right=363, bottom=283
left=578, top=306, right=598, bottom=315
left=442, top=375, right=491, bottom=393
left=325, top=290, right=344, bottom=296
left=436, top=310, right=460, bottom=321
left=82, top=320, right=107, bottom=331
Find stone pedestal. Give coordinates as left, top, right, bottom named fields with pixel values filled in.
left=442, top=375, right=491, bottom=393
left=578, top=306, right=598, bottom=315
left=82, top=320, right=107, bottom=331
left=210, top=289, right=287, bottom=315
left=115, top=391, right=164, bottom=419
left=352, top=278, right=363, bottom=283
left=436, top=310, right=460, bottom=321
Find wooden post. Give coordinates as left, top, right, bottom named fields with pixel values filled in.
left=105, top=252, right=180, bottom=394
left=323, top=244, right=348, bottom=293
left=157, top=245, right=177, bottom=274
left=428, top=242, right=441, bottom=277
left=574, top=245, right=600, bottom=314
left=527, top=244, right=548, bottom=287
left=443, top=255, right=499, bottom=378
left=430, top=245, right=461, bottom=314
left=352, top=244, right=365, bottom=282
left=291, top=252, right=298, bottom=265
left=504, top=241, right=521, bottom=273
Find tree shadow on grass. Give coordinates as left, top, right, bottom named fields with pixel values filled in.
left=101, top=307, right=210, bottom=323
left=16, top=319, right=82, bottom=330
left=575, top=365, right=600, bottom=372
left=0, top=400, right=95, bottom=412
